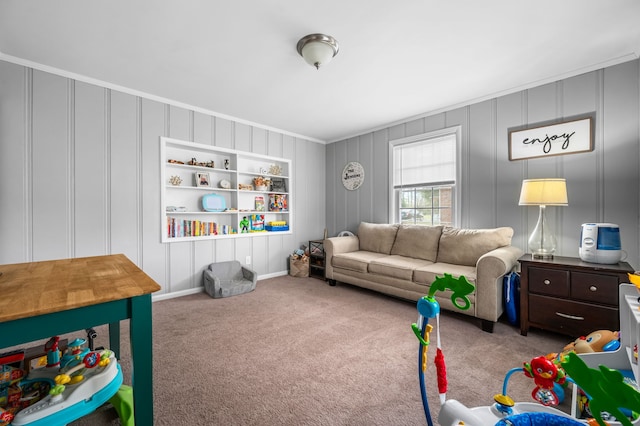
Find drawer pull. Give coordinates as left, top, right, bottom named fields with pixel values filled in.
left=543, top=279, right=551, bottom=285
left=556, top=312, right=585, bottom=321
left=589, top=286, right=597, bottom=292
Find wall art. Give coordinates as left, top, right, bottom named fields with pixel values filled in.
left=342, top=161, right=364, bottom=190
left=508, top=115, right=594, bottom=161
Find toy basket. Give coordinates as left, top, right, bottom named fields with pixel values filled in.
left=289, top=255, right=308, bottom=277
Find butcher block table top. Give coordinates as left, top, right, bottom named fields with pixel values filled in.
left=0, top=253, right=161, bottom=323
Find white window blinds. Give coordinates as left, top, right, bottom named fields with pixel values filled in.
left=392, top=134, right=456, bottom=189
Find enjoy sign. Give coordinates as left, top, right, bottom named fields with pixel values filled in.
left=508, top=116, right=593, bottom=161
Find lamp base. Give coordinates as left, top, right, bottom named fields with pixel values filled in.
left=532, top=252, right=554, bottom=260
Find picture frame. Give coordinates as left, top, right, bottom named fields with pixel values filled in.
left=270, top=178, right=287, bottom=193
left=508, top=114, right=594, bottom=161
left=195, top=172, right=211, bottom=187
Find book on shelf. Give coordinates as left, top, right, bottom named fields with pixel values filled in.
left=255, top=196, right=265, bottom=211
left=249, top=214, right=265, bottom=231
left=268, top=194, right=287, bottom=211
left=167, top=216, right=235, bottom=238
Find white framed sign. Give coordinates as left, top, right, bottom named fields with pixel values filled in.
left=508, top=116, right=594, bottom=161
left=342, top=161, right=364, bottom=190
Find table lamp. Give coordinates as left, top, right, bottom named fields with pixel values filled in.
left=519, top=178, right=568, bottom=259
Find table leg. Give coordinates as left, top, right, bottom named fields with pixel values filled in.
left=130, top=294, right=154, bottom=426
left=108, top=321, right=121, bottom=359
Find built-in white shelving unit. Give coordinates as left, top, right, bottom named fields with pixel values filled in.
left=160, top=137, right=291, bottom=242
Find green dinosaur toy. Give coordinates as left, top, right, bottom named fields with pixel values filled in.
left=427, top=273, right=475, bottom=310
left=561, top=351, right=640, bottom=426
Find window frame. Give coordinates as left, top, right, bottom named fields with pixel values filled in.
left=388, top=126, right=462, bottom=226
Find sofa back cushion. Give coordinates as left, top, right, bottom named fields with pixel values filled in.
left=437, top=227, right=514, bottom=266
left=358, top=222, right=399, bottom=254
left=391, top=225, right=443, bottom=262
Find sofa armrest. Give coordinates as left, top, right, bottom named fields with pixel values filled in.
left=203, top=269, right=222, bottom=294
left=474, top=245, right=524, bottom=322
left=242, top=266, right=258, bottom=285
left=324, top=236, right=360, bottom=279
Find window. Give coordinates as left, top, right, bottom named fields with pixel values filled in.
left=390, top=128, right=459, bottom=226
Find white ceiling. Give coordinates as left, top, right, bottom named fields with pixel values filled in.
left=1, top=1, right=639, bottom=143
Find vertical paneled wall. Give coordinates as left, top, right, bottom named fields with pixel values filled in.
left=0, top=60, right=326, bottom=296
left=326, top=59, right=640, bottom=270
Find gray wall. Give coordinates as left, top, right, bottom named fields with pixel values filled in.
left=326, top=59, right=640, bottom=270
left=0, top=60, right=326, bottom=296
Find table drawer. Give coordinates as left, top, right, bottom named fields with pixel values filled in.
left=529, top=294, right=618, bottom=336
left=529, top=267, right=569, bottom=297
left=571, top=271, right=618, bottom=306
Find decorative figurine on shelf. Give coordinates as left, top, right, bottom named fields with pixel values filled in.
left=224, top=159, right=230, bottom=170
left=169, top=175, right=182, bottom=186
left=187, top=158, right=215, bottom=167
left=269, top=164, right=282, bottom=176
left=240, top=217, right=249, bottom=233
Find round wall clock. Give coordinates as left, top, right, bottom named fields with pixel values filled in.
left=342, top=161, right=365, bottom=190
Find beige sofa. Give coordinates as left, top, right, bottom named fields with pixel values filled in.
left=324, top=222, right=523, bottom=332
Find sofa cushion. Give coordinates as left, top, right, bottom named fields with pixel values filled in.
left=437, top=226, right=513, bottom=267
left=391, top=225, right=443, bottom=262
left=332, top=251, right=389, bottom=273
left=369, top=255, right=434, bottom=281
left=358, top=222, right=399, bottom=254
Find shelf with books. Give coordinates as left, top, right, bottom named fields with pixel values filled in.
left=161, top=137, right=292, bottom=242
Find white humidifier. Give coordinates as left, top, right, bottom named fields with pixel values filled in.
left=579, top=223, right=622, bottom=264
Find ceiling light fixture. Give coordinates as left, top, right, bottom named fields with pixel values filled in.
left=296, top=33, right=339, bottom=69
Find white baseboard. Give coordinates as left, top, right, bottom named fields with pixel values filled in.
left=152, top=287, right=204, bottom=302
left=151, top=270, right=289, bottom=302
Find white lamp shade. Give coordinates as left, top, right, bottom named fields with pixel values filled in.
left=519, top=178, right=568, bottom=206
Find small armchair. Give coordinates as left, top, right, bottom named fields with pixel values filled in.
left=203, top=261, right=257, bottom=298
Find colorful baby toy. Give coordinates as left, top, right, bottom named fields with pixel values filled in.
left=414, top=274, right=640, bottom=426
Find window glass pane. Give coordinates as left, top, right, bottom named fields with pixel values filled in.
left=416, top=209, right=429, bottom=223
left=416, top=188, right=431, bottom=208
left=400, top=191, right=414, bottom=208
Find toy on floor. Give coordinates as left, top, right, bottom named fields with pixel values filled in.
left=523, top=355, right=566, bottom=406
left=413, top=274, right=640, bottom=426
left=557, top=330, right=620, bottom=361
left=562, top=351, right=640, bottom=426
left=412, top=273, right=475, bottom=425
left=10, top=334, right=123, bottom=426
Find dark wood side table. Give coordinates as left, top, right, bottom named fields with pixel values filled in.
left=309, top=239, right=326, bottom=280
left=519, top=254, right=634, bottom=337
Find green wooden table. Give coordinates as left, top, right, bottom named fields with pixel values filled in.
left=0, top=254, right=161, bottom=426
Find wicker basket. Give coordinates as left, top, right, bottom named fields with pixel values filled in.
left=289, top=256, right=309, bottom=277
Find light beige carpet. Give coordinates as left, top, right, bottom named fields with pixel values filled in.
left=60, top=275, right=570, bottom=425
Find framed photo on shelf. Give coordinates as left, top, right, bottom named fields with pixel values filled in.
left=270, top=178, right=287, bottom=192
left=195, top=172, right=211, bottom=187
